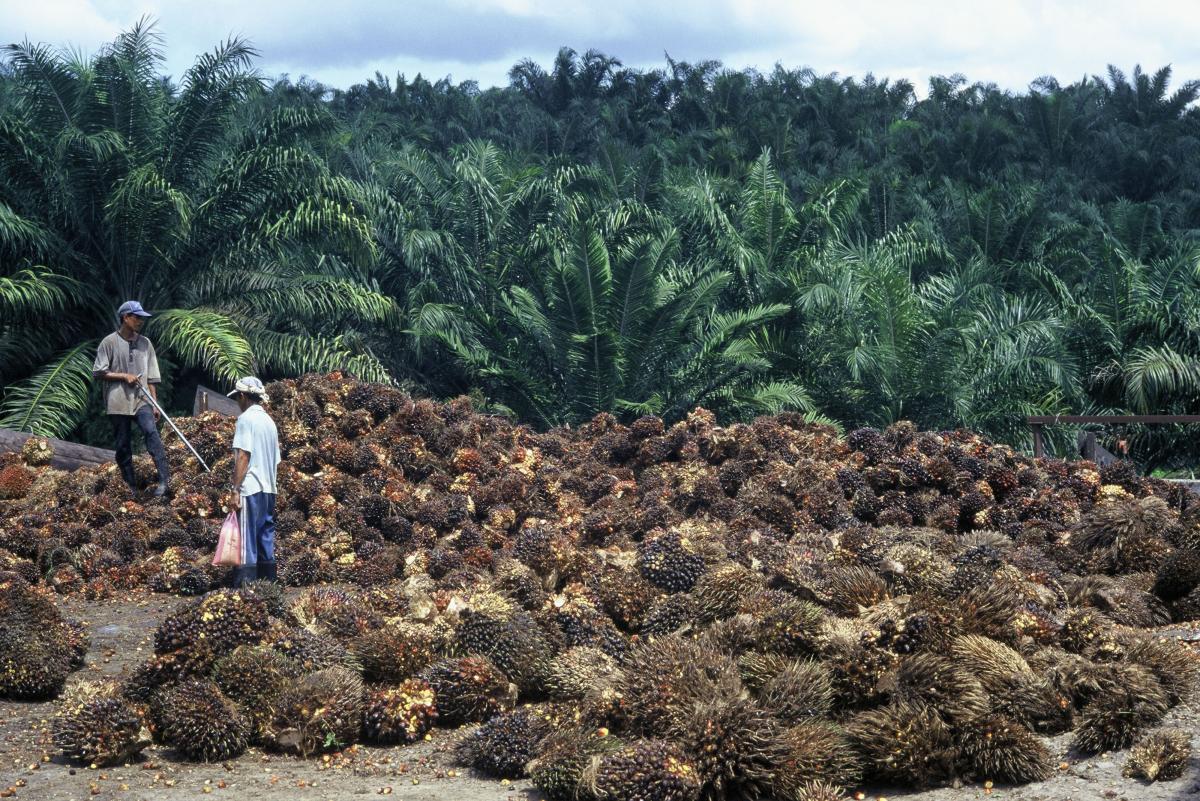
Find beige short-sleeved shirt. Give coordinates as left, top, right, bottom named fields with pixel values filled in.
left=92, top=331, right=161, bottom=416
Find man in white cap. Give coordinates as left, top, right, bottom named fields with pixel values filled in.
left=227, top=376, right=280, bottom=586
left=92, top=300, right=170, bottom=497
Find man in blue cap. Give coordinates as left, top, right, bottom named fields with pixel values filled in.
left=91, top=301, right=170, bottom=497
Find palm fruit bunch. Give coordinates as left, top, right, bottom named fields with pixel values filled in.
left=362, top=679, right=438, bottom=744
left=582, top=739, right=702, bottom=801
left=419, top=656, right=516, bottom=725
left=455, top=708, right=550, bottom=778
left=264, top=667, right=364, bottom=756
left=52, top=682, right=149, bottom=767
left=157, top=679, right=250, bottom=761
left=1122, top=728, right=1192, bottom=782
left=9, top=373, right=1200, bottom=793
left=0, top=577, right=88, bottom=699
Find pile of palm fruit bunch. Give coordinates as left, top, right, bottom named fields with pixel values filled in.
left=3, top=371, right=1200, bottom=794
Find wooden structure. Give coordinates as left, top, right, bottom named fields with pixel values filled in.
left=1027, top=414, right=1200, bottom=459
left=192, top=385, right=242, bottom=418
left=0, top=429, right=115, bottom=472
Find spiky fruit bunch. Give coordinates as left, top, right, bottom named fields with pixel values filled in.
left=541, top=647, right=621, bottom=700
left=267, top=668, right=364, bottom=756
left=788, top=781, right=848, bottom=801
left=847, top=701, right=956, bottom=788
left=638, top=529, right=706, bottom=592
left=361, top=679, right=437, bottom=744
left=584, top=739, right=701, bottom=801
left=758, top=660, right=834, bottom=724
left=669, top=697, right=791, bottom=801
left=153, top=589, right=269, bottom=673
left=1122, top=728, right=1192, bottom=782
left=158, top=679, right=250, bottom=762
left=691, top=563, right=762, bottom=622
left=528, top=727, right=625, bottom=801
left=351, top=622, right=435, bottom=682
left=289, top=586, right=380, bottom=640
left=1072, top=703, right=1142, bottom=755
left=1124, top=636, right=1200, bottom=704
left=640, top=593, right=698, bottom=636
left=0, top=464, right=34, bottom=500
left=54, top=693, right=147, bottom=766
left=822, top=565, right=890, bottom=615
left=618, top=636, right=741, bottom=735
left=1152, top=550, right=1200, bottom=602
left=0, top=578, right=83, bottom=699
left=958, top=715, right=1054, bottom=784
left=419, top=656, right=515, bottom=725
left=20, top=436, right=53, bottom=466
left=773, top=720, right=862, bottom=792
left=893, top=652, right=990, bottom=724
left=456, top=708, right=549, bottom=778
left=211, top=646, right=298, bottom=740
left=262, top=623, right=350, bottom=673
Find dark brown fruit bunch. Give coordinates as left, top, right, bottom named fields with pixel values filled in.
left=158, top=679, right=250, bottom=762
left=456, top=708, right=549, bottom=778
left=638, top=529, right=706, bottom=592
left=528, top=727, right=625, bottom=801
left=361, top=679, right=437, bottom=744
left=267, top=667, right=364, bottom=756
left=958, top=715, right=1054, bottom=784
left=351, top=622, right=435, bottom=683
left=54, top=693, right=147, bottom=766
left=847, top=701, right=956, bottom=788
left=419, top=656, right=516, bottom=725
left=584, top=739, right=701, bottom=801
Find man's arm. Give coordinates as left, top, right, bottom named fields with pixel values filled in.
left=229, top=448, right=250, bottom=511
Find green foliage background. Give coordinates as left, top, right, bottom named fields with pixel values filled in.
left=4, top=23, right=1200, bottom=467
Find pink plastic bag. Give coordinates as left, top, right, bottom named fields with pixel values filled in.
left=213, top=511, right=242, bottom=566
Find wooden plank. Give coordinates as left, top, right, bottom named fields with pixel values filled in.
left=193, top=385, right=242, bottom=418
left=0, top=429, right=114, bottom=471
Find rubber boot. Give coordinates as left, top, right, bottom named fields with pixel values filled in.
left=231, top=565, right=257, bottom=588
left=152, top=479, right=168, bottom=498
left=256, top=561, right=278, bottom=583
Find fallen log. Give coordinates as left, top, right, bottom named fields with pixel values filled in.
left=0, top=429, right=115, bottom=472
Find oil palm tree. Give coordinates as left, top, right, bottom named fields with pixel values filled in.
left=0, top=21, right=392, bottom=437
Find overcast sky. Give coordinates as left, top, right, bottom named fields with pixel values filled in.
left=3, top=0, right=1199, bottom=95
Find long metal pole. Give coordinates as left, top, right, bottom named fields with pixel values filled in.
left=135, top=377, right=211, bottom=473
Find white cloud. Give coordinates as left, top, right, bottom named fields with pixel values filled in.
left=2, top=0, right=1198, bottom=93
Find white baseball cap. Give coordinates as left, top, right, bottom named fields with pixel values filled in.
left=227, top=376, right=269, bottom=402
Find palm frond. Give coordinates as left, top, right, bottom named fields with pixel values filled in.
left=0, top=341, right=95, bottom=437
left=149, top=308, right=252, bottom=381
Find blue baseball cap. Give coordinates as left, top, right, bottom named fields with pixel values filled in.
left=116, top=300, right=152, bottom=319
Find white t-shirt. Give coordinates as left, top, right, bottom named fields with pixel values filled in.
left=232, top=404, right=280, bottom=496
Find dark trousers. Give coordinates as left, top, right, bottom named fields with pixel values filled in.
left=110, top=406, right=169, bottom=489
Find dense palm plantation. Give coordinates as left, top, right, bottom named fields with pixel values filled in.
left=4, top=27, right=1200, bottom=467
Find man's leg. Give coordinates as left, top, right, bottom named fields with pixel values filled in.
left=256, top=493, right=277, bottom=582
left=134, top=406, right=170, bottom=496
left=110, top=415, right=136, bottom=489
left=233, top=492, right=261, bottom=588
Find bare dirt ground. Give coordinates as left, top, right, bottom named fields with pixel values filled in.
left=0, top=593, right=1197, bottom=801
